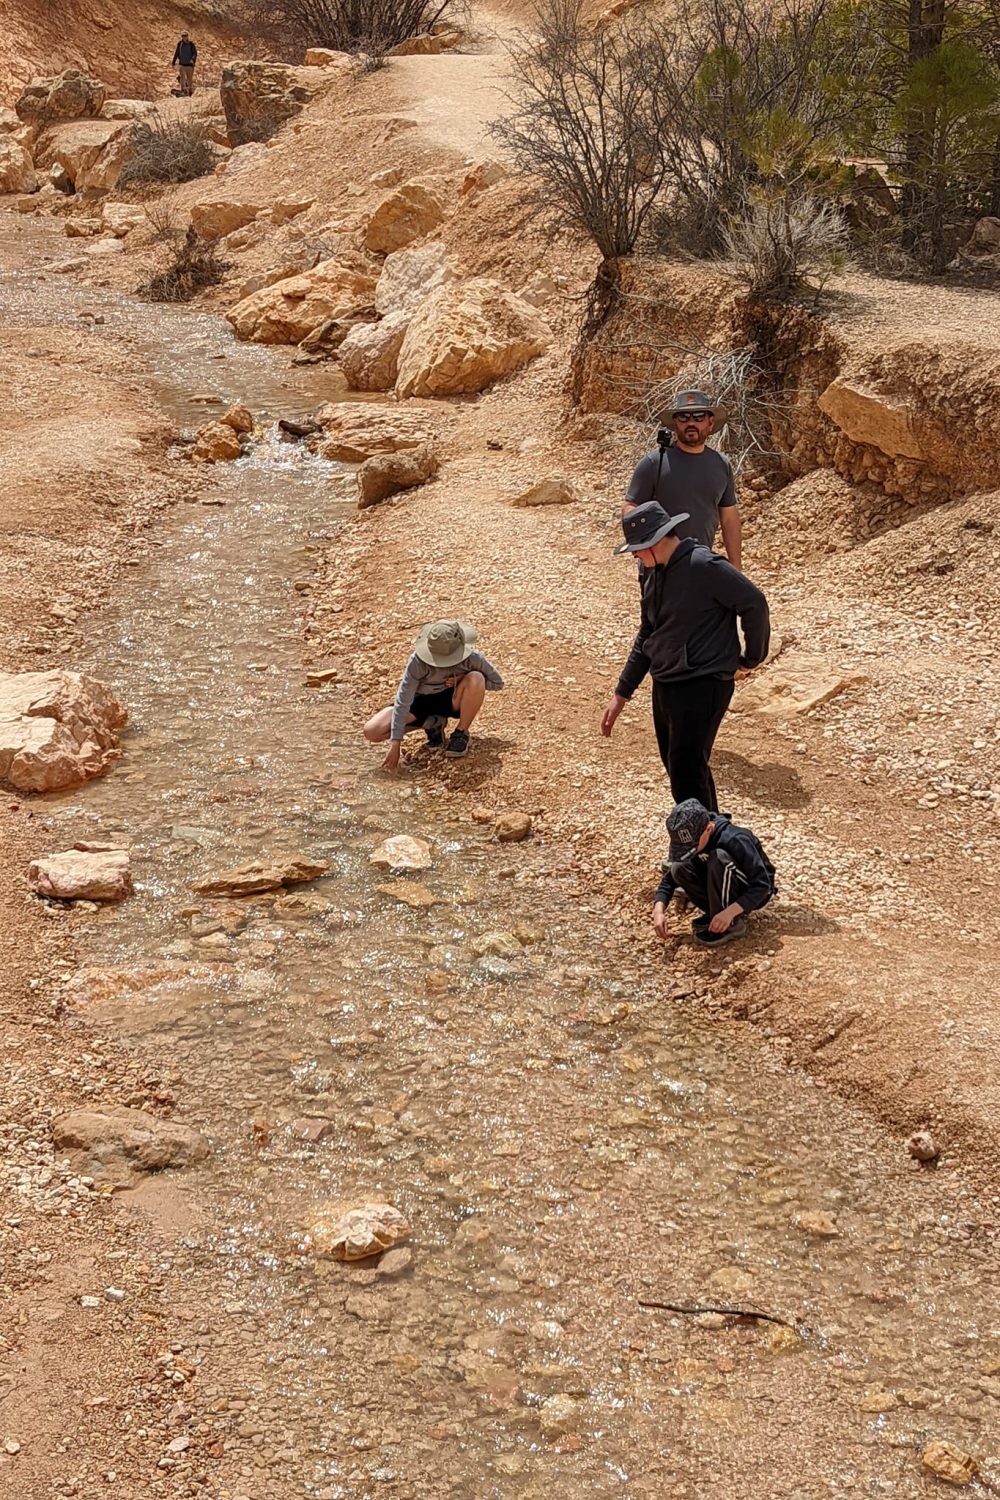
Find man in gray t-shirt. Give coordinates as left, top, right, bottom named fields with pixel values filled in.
left=625, top=389, right=742, bottom=568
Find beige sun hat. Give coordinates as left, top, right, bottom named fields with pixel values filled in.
left=413, top=619, right=477, bottom=668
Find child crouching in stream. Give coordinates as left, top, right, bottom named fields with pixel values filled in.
left=653, top=798, right=776, bottom=946
left=363, top=619, right=504, bottom=770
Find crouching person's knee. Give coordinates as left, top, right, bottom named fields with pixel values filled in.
left=363, top=716, right=387, bottom=744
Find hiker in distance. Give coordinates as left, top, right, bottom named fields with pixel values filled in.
left=625, top=390, right=742, bottom=568
left=653, top=798, right=776, bottom=947
left=171, top=31, right=198, bottom=95
left=364, top=619, right=504, bottom=769
left=601, top=501, right=769, bottom=810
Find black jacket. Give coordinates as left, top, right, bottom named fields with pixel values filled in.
left=616, top=539, right=769, bottom=697
left=655, top=815, right=776, bottom=913
left=172, top=38, right=197, bottom=65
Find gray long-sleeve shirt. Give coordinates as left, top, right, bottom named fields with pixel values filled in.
left=390, top=651, right=503, bottom=742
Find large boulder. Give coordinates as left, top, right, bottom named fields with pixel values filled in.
left=226, top=258, right=377, bottom=344
left=312, top=402, right=435, bottom=462
left=357, top=443, right=439, bottom=508
left=339, top=311, right=410, bottom=392
left=102, top=201, right=146, bottom=236
left=0, top=670, right=127, bottom=792
left=304, top=47, right=354, bottom=69
left=395, top=278, right=550, bottom=397
left=817, top=378, right=924, bottom=461
left=101, top=98, right=156, bottom=121
left=191, top=197, right=260, bottom=241
left=29, top=848, right=133, bottom=902
left=15, top=68, right=106, bottom=125
left=364, top=182, right=445, bottom=255
left=33, top=119, right=129, bottom=192
left=0, top=138, right=37, bottom=194
left=0, top=106, right=21, bottom=134
left=220, top=61, right=336, bottom=146
left=52, top=1107, right=209, bottom=1188
left=375, top=240, right=457, bottom=316
left=193, top=421, right=245, bottom=462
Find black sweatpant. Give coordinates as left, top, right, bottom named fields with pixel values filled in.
left=651, top=676, right=734, bottom=812
left=670, top=848, right=748, bottom=917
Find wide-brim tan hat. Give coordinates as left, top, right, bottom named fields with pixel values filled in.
left=414, top=619, right=477, bottom=668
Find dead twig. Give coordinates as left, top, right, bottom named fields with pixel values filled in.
left=638, top=1298, right=805, bottom=1331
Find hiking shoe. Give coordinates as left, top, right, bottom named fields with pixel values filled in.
left=423, top=714, right=446, bottom=748
left=695, top=917, right=747, bottom=946
left=690, top=913, right=710, bottom=933
left=444, top=728, right=470, bottom=758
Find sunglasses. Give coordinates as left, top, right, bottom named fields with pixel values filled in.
left=674, top=411, right=712, bottom=421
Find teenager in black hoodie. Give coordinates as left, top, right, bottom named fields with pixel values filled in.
left=653, top=798, right=776, bottom=946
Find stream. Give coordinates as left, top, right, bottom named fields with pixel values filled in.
left=4, top=221, right=999, bottom=1499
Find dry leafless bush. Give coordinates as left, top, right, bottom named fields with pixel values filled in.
left=143, top=199, right=184, bottom=242
left=240, top=0, right=457, bottom=54
left=119, top=111, right=217, bottom=187
left=142, top=229, right=231, bottom=303
left=723, top=189, right=849, bottom=299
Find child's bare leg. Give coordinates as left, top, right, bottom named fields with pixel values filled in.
left=363, top=707, right=418, bottom=743
left=453, top=671, right=485, bottom=731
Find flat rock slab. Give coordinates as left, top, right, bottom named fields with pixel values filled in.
left=376, top=879, right=438, bottom=908
left=737, top=654, right=867, bottom=716
left=0, top=669, right=127, bottom=792
left=52, top=1106, right=209, bottom=1188
left=194, top=857, right=329, bottom=895
left=29, top=848, right=132, bottom=902
left=370, top=835, right=432, bottom=871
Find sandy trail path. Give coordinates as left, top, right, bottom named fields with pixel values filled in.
left=390, top=7, right=518, bottom=158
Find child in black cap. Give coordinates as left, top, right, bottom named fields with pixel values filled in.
left=653, top=798, right=776, bottom=946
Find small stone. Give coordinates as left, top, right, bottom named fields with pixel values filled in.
left=537, top=1394, right=582, bottom=1439
left=470, top=930, right=523, bottom=959
left=370, top=835, right=432, bottom=871
left=221, top=403, right=253, bottom=434
left=375, top=1246, right=412, bottom=1278
left=3, top=1439, right=20, bottom=1455
left=860, top=1387, right=897, bottom=1413
left=907, top=1130, right=939, bottom=1162
left=494, top=812, right=532, bottom=843
left=921, top=1440, right=978, bottom=1485
left=167, top=1435, right=190, bottom=1454
left=798, top=1211, right=839, bottom=1237
left=306, top=667, right=339, bottom=686
left=471, top=806, right=493, bottom=823
left=104, top=1287, right=126, bottom=1302
left=302, top=1202, right=411, bottom=1261
left=80, top=1295, right=101, bottom=1309
left=290, top=1117, right=333, bottom=1143
left=28, top=848, right=132, bottom=902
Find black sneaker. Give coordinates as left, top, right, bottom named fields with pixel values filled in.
left=423, top=714, right=446, bottom=748
left=444, top=728, right=470, bottom=758
left=695, top=917, right=747, bottom=946
left=690, top=913, right=710, bottom=933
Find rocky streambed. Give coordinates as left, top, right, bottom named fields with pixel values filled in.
left=1, top=226, right=999, bottom=1499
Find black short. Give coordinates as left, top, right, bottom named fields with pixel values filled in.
left=408, top=689, right=459, bottom=727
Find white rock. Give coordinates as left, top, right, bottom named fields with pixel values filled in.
left=370, top=835, right=433, bottom=871
left=375, top=241, right=457, bottom=316
left=29, top=848, right=133, bottom=902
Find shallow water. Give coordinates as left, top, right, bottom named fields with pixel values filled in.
left=6, top=224, right=999, bottom=1498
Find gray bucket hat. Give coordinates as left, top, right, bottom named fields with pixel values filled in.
left=669, top=389, right=729, bottom=425
left=613, top=501, right=690, bottom=555
left=414, top=619, right=477, bottom=668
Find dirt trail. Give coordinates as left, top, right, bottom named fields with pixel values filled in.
left=390, top=11, right=518, bottom=159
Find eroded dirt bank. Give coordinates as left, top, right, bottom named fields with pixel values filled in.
left=2, top=223, right=1000, bottom=1500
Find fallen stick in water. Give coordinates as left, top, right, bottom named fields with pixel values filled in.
left=638, top=1299, right=804, bottom=1332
